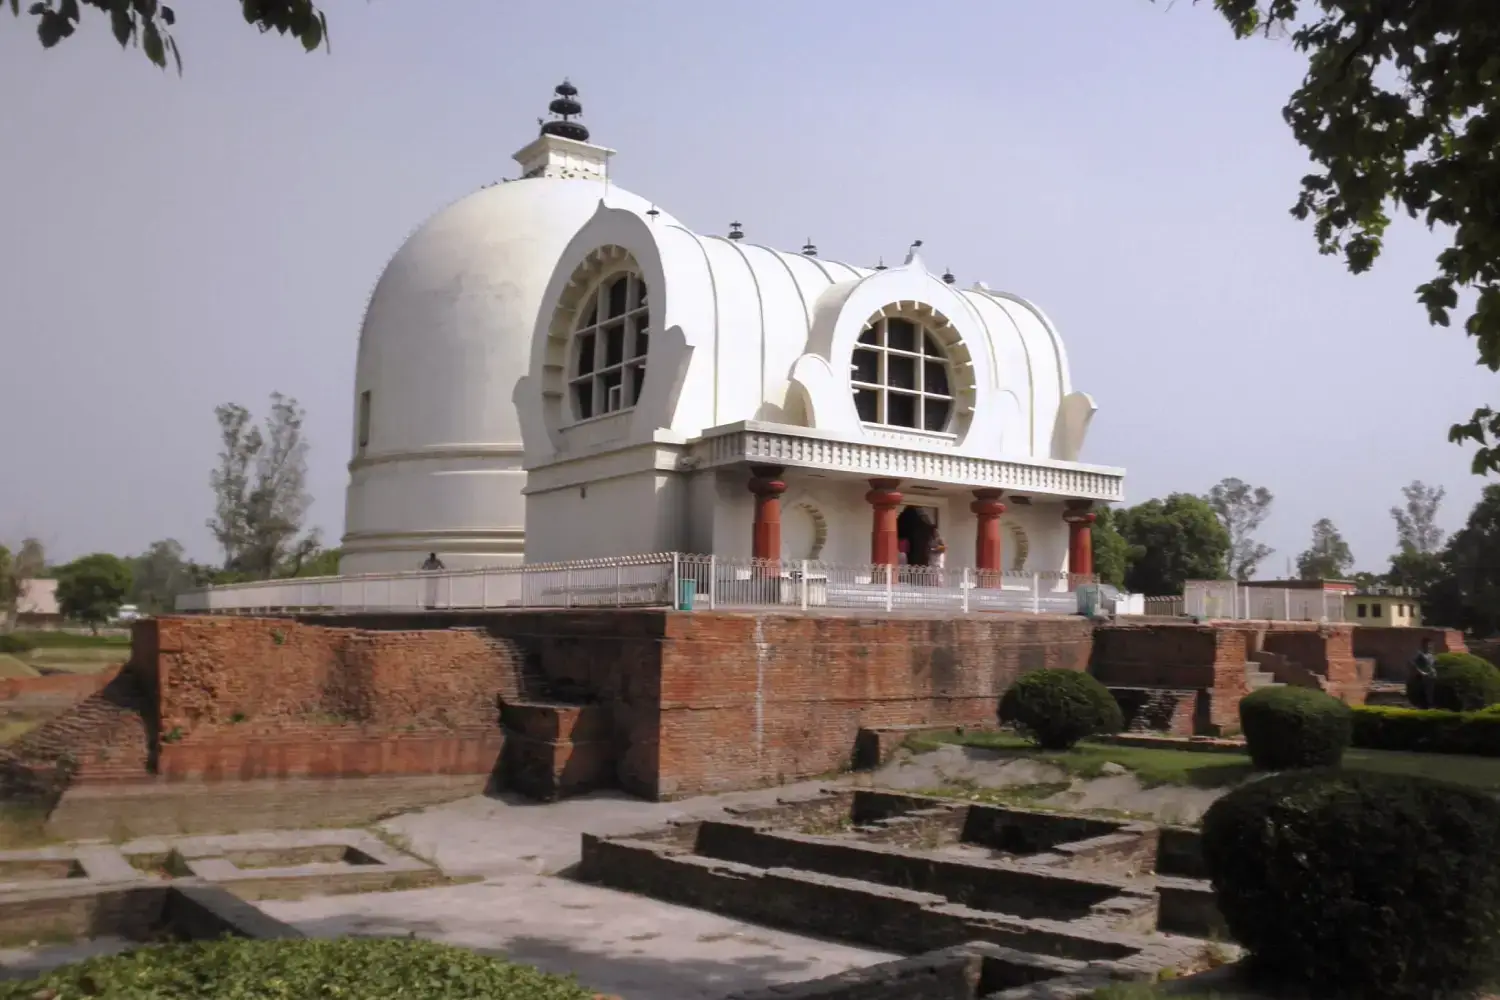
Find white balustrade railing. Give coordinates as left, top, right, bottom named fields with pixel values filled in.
left=1181, top=582, right=1349, bottom=623
left=175, top=552, right=1098, bottom=617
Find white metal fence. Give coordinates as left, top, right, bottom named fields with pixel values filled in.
left=1182, top=581, right=1347, bottom=623
left=175, top=552, right=1096, bottom=616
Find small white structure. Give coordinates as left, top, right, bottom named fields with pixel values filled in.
left=343, top=81, right=1125, bottom=583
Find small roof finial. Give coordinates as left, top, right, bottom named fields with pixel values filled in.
left=540, top=78, right=590, bottom=142
left=942, top=268, right=956, bottom=285
left=874, top=257, right=887, bottom=271
left=646, top=205, right=660, bottom=219
left=728, top=221, right=744, bottom=241
left=801, top=238, right=818, bottom=256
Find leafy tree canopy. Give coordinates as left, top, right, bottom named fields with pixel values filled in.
left=1207, top=477, right=1276, bottom=580
left=8, top=0, right=328, bottom=73
left=1201, top=0, right=1500, bottom=473
left=55, top=553, right=132, bottom=629
left=1296, top=517, right=1355, bottom=581
left=1091, top=507, right=1139, bottom=591
left=1392, top=480, right=1447, bottom=555
left=1426, top=484, right=1500, bottom=635
left=1116, top=493, right=1231, bottom=596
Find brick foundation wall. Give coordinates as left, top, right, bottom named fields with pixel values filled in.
left=1090, top=624, right=1248, bottom=732
left=1352, top=626, right=1469, bottom=681
left=1250, top=622, right=1369, bottom=705
left=0, top=669, right=119, bottom=705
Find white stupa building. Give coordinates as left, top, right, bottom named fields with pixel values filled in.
left=341, top=82, right=1124, bottom=584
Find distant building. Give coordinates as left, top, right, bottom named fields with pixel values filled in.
left=1346, top=586, right=1422, bottom=627
left=14, top=578, right=61, bottom=629
left=1241, top=578, right=1357, bottom=594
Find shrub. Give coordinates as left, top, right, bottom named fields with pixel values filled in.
left=1351, top=704, right=1500, bottom=757
left=1238, top=685, right=1351, bottom=770
left=0, top=634, right=34, bottom=654
left=1201, top=770, right=1500, bottom=999
left=999, top=669, right=1123, bottom=750
left=0, top=937, right=595, bottom=1000
left=1407, top=651, right=1500, bottom=711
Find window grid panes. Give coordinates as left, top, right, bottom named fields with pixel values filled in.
left=569, top=273, right=650, bottom=420
left=851, top=318, right=954, bottom=432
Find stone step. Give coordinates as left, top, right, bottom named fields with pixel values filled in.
left=1244, top=667, right=1282, bottom=690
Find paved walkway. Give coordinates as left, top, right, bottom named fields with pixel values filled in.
left=260, top=781, right=897, bottom=1000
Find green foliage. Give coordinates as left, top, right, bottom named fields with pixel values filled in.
left=998, top=669, right=1124, bottom=750
left=1115, top=494, right=1230, bottom=596
left=1205, top=477, right=1275, bottom=580
left=0, top=634, right=34, bottom=655
left=1090, top=507, right=1135, bottom=590
left=1201, top=769, right=1500, bottom=999
left=1201, top=2, right=1500, bottom=475
left=4, top=629, right=129, bottom=649
left=1423, top=483, right=1500, bottom=634
left=53, top=553, right=132, bottom=628
left=1238, top=686, right=1351, bottom=770
left=283, top=544, right=341, bottom=578
left=8, top=0, right=328, bottom=73
left=209, top=394, right=319, bottom=581
left=126, top=538, right=194, bottom=614
left=1406, top=652, right=1500, bottom=711
left=1295, top=517, right=1354, bottom=581
left=0, top=936, right=595, bottom=1000
left=1351, top=704, right=1500, bottom=758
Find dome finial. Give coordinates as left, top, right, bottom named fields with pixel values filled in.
left=942, top=268, right=956, bottom=285
left=874, top=257, right=887, bottom=271
left=728, top=221, right=744, bottom=241
left=801, top=238, right=818, bottom=256
left=540, top=78, right=590, bottom=142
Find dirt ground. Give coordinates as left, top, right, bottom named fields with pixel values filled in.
left=868, top=743, right=1226, bottom=826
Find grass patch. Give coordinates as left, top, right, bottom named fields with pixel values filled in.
left=0, top=716, right=43, bottom=744
left=0, top=936, right=596, bottom=999
left=0, top=803, right=57, bottom=849
left=0, top=655, right=40, bottom=679
left=5, top=630, right=130, bottom=650
left=911, top=730, right=1500, bottom=794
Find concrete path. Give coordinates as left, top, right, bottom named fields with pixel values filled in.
left=260, top=781, right=898, bottom=1000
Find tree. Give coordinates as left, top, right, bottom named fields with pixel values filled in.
left=127, top=538, right=194, bottom=614
left=1426, top=485, right=1500, bottom=636
left=8, top=0, right=328, bottom=73
left=13, top=537, right=46, bottom=579
left=0, top=545, right=14, bottom=625
left=1197, top=2, right=1500, bottom=474
left=1116, top=494, right=1231, bottom=596
left=1090, top=508, right=1139, bottom=591
left=55, top=553, right=132, bottom=630
left=1296, top=518, right=1355, bottom=581
left=1391, top=480, right=1447, bottom=555
left=1207, top=477, right=1276, bottom=580
left=207, top=393, right=316, bottom=581
left=288, top=546, right=341, bottom=578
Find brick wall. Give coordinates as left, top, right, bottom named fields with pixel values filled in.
left=1352, top=626, right=1468, bottom=681
left=1090, top=623, right=1248, bottom=731
left=0, top=669, right=118, bottom=705
left=1255, top=622, right=1368, bottom=704
left=302, top=609, right=1093, bottom=801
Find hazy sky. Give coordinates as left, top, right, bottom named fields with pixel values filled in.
left=1, top=1, right=1494, bottom=574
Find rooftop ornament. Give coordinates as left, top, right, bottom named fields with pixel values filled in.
left=801, top=239, right=818, bottom=256
left=942, top=268, right=956, bottom=284
left=539, top=78, right=590, bottom=142
left=728, top=221, right=744, bottom=241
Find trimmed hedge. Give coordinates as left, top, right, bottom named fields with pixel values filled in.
left=0, top=634, right=35, bottom=654
left=999, top=669, right=1123, bottom=750
left=1407, top=651, right=1500, bottom=710
left=1352, top=704, right=1500, bottom=757
left=1238, top=686, right=1351, bottom=770
left=0, top=937, right=595, bottom=1000
left=1202, top=769, right=1500, bottom=999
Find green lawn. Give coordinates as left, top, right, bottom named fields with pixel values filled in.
left=0, top=655, right=40, bottom=679
left=910, top=730, right=1500, bottom=794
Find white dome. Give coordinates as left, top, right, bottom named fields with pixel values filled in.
left=340, top=174, right=666, bottom=573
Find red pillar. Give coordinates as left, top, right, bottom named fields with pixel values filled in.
left=747, top=465, right=787, bottom=563
left=971, top=489, right=1006, bottom=588
left=1064, top=500, right=1096, bottom=583
left=866, top=478, right=903, bottom=574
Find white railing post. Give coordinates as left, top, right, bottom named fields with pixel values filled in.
left=885, top=567, right=894, bottom=613
left=671, top=552, right=681, bottom=610
left=708, top=555, right=717, bottom=610
left=800, top=559, right=809, bottom=611
left=565, top=568, right=573, bottom=609
left=1283, top=588, right=1291, bottom=622
left=1031, top=573, right=1040, bottom=614
left=615, top=562, right=623, bottom=607
left=961, top=567, right=970, bottom=614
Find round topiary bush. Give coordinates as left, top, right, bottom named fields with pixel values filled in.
left=0, top=937, right=596, bottom=1000
left=998, top=668, right=1123, bottom=750
left=1238, top=685, right=1351, bottom=770
left=1406, top=651, right=1500, bottom=711
left=0, top=634, right=35, bottom=654
left=1201, top=769, right=1500, bottom=999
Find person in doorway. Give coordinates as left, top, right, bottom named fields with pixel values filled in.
left=420, top=552, right=444, bottom=609
left=1411, top=637, right=1438, bottom=708
left=930, top=531, right=947, bottom=572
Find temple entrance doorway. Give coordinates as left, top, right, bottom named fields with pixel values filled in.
left=897, top=505, right=941, bottom=567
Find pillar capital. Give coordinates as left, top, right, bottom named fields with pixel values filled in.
left=865, top=478, right=903, bottom=508
left=970, top=488, right=1006, bottom=519
left=865, top=479, right=902, bottom=569
left=748, top=465, right=787, bottom=498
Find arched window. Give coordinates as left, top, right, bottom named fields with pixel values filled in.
left=851, top=317, right=953, bottom=432
left=569, top=271, right=649, bottom=420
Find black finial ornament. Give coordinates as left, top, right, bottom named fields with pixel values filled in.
left=646, top=205, right=660, bottom=219
left=911, top=239, right=924, bottom=249
left=802, top=239, right=818, bottom=256
left=875, top=258, right=887, bottom=271
left=729, top=221, right=744, bottom=241
left=540, top=78, right=590, bottom=142
left=942, top=268, right=956, bottom=285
